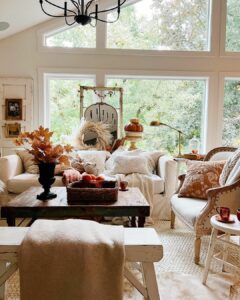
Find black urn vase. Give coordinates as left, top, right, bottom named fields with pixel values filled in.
left=37, top=162, right=57, bottom=200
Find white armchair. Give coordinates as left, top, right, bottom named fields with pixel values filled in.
left=170, top=147, right=240, bottom=264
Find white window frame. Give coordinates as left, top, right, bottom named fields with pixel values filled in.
left=38, top=68, right=97, bottom=127
left=219, top=72, right=240, bottom=145
left=104, top=71, right=215, bottom=153
left=37, top=0, right=218, bottom=58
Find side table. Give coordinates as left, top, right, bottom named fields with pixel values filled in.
left=202, top=214, right=240, bottom=286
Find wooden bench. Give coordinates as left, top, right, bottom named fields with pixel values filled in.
left=0, top=227, right=163, bottom=300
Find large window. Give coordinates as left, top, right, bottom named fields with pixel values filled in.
left=45, top=25, right=96, bottom=48
left=107, top=0, right=211, bottom=51
left=222, top=79, right=240, bottom=146
left=48, top=76, right=95, bottom=142
left=106, top=76, right=207, bottom=153
left=226, top=0, right=240, bottom=52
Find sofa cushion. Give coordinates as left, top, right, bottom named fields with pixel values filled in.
left=105, top=147, right=164, bottom=174
left=7, top=173, right=63, bottom=194
left=171, top=194, right=207, bottom=227
left=16, top=150, right=39, bottom=174
left=111, top=155, right=151, bottom=175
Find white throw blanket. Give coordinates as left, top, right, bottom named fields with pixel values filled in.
left=115, top=173, right=154, bottom=221
left=19, top=219, right=125, bottom=300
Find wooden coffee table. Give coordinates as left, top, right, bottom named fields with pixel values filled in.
left=1, top=187, right=150, bottom=227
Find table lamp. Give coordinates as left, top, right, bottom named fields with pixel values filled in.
left=150, top=120, right=185, bottom=158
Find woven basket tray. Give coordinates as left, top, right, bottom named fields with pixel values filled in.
left=67, top=180, right=118, bottom=205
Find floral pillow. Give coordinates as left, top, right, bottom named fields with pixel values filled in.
left=178, top=160, right=225, bottom=200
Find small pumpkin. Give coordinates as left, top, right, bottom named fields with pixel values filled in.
left=124, top=118, right=144, bottom=132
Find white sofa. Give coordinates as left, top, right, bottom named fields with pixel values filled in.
left=0, top=153, right=178, bottom=220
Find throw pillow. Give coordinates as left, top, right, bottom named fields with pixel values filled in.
left=225, top=158, right=240, bottom=185
left=178, top=160, right=225, bottom=200
left=76, top=150, right=110, bottom=174
left=105, top=147, right=164, bottom=174
left=219, top=148, right=240, bottom=186
left=111, top=155, right=151, bottom=175
left=16, top=150, right=39, bottom=174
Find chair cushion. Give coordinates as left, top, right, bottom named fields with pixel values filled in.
left=171, top=194, right=207, bottom=227
left=178, top=160, right=225, bottom=200
left=7, top=173, right=63, bottom=194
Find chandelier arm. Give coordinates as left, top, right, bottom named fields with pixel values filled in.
left=43, top=0, right=76, bottom=15
left=90, top=0, right=127, bottom=15
left=65, top=16, right=76, bottom=26
left=40, top=4, right=72, bottom=18
left=85, top=0, right=95, bottom=14
left=71, top=0, right=80, bottom=13
left=91, top=15, right=120, bottom=23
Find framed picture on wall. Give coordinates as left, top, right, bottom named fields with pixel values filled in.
left=5, top=123, right=21, bottom=138
left=5, top=98, right=23, bottom=120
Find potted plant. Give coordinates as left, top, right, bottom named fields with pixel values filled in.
left=15, top=126, right=73, bottom=200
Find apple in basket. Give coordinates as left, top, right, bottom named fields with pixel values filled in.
left=82, top=173, right=105, bottom=188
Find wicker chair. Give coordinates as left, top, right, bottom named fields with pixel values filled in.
left=170, top=147, right=240, bottom=264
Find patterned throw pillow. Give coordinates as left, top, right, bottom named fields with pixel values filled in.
left=219, top=148, right=240, bottom=186
left=178, top=161, right=225, bottom=200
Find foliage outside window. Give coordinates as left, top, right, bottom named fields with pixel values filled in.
left=107, top=0, right=211, bottom=51
left=45, top=25, right=96, bottom=48
left=222, top=79, right=240, bottom=146
left=106, top=77, right=206, bottom=154
left=226, top=0, right=240, bottom=52
left=49, top=78, right=95, bottom=143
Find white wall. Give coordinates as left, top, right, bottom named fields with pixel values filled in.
left=0, top=0, right=239, bottom=151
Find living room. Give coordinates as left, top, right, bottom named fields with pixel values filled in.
left=0, top=0, right=240, bottom=299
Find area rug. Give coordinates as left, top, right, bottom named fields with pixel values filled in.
left=3, top=220, right=240, bottom=299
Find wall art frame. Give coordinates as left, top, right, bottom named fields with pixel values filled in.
left=5, top=98, right=23, bottom=121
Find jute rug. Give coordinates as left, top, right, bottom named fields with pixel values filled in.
left=3, top=220, right=240, bottom=299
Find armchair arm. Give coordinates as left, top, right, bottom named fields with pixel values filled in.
left=0, top=155, right=23, bottom=184
left=196, top=179, right=240, bottom=231
left=157, top=155, right=178, bottom=196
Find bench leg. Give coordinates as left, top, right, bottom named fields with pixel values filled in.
left=142, top=262, right=160, bottom=300
left=0, top=262, right=6, bottom=300
left=170, top=210, right=175, bottom=229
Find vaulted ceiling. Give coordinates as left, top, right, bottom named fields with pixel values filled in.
left=0, top=0, right=54, bottom=40
left=0, top=0, right=128, bottom=41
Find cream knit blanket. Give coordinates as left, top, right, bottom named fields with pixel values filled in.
left=19, top=219, right=125, bottom=300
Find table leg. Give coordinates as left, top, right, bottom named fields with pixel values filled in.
left=222, top=233, right=230, bottom=272
left=7, top=216, right=15, bottom=227
left=131, top=217, right=137, bottom=227
left=138, top=217, right=145, bottom=228
left=202, top=228, right=218, bottom=284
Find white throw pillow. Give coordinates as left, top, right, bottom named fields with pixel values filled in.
left=105, top=147, right=164, bottom=174
left=16, top=150, right=39, bottom=174
left=225, top=158, right=240, bottom=185
left=111, top=155, right=151, bottom=175
left=76, top=150, right=110, bottom=174
left=219, top=148, right=240, bottom=186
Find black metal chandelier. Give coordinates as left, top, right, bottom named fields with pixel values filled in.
left=39, top=0, right=127, bottom=26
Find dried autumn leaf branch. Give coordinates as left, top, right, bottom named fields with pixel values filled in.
left=14, top=126, right=73, bottom=164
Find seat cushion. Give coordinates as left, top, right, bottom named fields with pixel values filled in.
left=7, top=173, right=64, bottom=194
left=171, top=194, right=207, bottom=227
